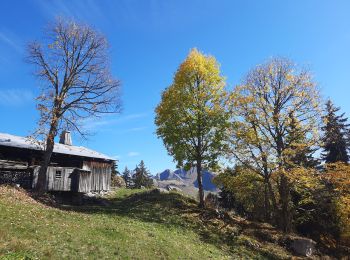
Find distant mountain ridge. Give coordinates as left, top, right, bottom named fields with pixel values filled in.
left=155, top=167, right=218, bottom=192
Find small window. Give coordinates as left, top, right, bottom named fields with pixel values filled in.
left=55, top=170, right=62, bottom=179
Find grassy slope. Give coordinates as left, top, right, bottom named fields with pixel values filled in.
left=0, top=187, right=292, bottom=260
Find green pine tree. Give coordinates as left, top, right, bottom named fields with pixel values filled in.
left=122, top=167, right=133, bottom=188
left=286, top=112, right=319, bottom=168
left=112, top=161, right=119, bottom=176
left=321, top=100, right=350, bottom=163
left=133, top=160, right=152, bottom=188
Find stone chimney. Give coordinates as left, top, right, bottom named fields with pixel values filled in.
left=59, top=131, right=72, bottom=146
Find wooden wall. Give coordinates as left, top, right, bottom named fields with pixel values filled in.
left=4, top=145, right=116, bottom=193
left=77, top=171, right=91, bottom=193
left=32, top=166, right=75, bottom=191
left=82, top=161, right=111, bottom=192
left=32, top=162, right=112, bottom=193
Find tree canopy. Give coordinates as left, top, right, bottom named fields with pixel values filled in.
left=27, top=18, right=121, bottom=190
left=321, top=100, right=350, bottom=163
left=228, top=57, right=321, bottom=230
left=155, top=48, right=230, bottom=207
left=133, top=160, right=153, bottom=188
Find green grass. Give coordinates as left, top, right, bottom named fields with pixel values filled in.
left=0, top=187, right=291, bottom=259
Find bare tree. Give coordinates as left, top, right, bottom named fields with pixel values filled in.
left=27, top=18, right=121, bottom=191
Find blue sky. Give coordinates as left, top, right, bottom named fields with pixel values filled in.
left=1, top=0, right=350, bottom=174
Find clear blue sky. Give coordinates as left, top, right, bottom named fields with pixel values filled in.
left=1, top=0, right=350, bottom=174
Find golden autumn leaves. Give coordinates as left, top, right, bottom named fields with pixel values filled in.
left=155, top=48, right=229, bottom=169
left=155, top=48, right=321, bottom=176
left=155, top=49, right=230, bottom=206
left=155, top=48, right=322, bottom=219
left=157, top=48, right=349, bottom=243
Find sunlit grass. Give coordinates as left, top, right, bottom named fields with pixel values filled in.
left=0, top=187, right=290, bottom=259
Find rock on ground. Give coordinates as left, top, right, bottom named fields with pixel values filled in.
left=152, top=188, right=170, bottom=194
left=290, top=237, right=316, bottom=257
left=166, top=185, right=182, bottom=192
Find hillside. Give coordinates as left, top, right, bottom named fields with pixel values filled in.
left=0, top=186, right=316, bottom=259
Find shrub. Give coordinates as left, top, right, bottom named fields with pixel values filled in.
left=111, top=174, right=126, bottom=188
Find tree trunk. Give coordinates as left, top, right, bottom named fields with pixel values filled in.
left=262, top=157, right=273, bottom=222
left=36, top=119, right=58, bottom=191
left=263, top=178, right=270, bottom=222
left=196, top=159, right=205, bottom=208
left=267, top=180, right=278, bottom=224
left=278, top=173, right=291, bottom=232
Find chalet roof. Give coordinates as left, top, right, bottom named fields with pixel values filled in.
left=0, top=133, right=114, bottom=161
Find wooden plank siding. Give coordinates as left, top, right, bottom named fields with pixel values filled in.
left=83, top=161, right=111, bottom=192
left=77, top=171, right=91, bottom=193
left=32, top=166, right=74, bottom=191
left=48, top=167, right=75, bottom=191
left=29, top=161, right=112, bottom=193
left=1, top=144, right=114, bottom=193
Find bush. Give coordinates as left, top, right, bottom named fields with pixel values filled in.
left=111, top=174, right=126, bottom=188
left=204, top=192, right=219, bottom=209
left=323, top=163, right=350, bottom=247
left=214, top=166, right=265, bottom=220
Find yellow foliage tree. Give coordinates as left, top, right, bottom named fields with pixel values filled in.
left=324, top=163, right=350, bottom=246
left=228, top=58, right=321, bottom=231
left=214, top=166, right=266, bottom=219
left=155, top=49, right=230, bottom=207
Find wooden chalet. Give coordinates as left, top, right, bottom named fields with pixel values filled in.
left=0, top=131, right=114, bottom=193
